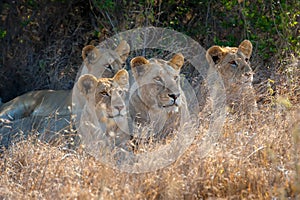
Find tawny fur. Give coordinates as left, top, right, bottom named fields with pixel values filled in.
left=129, top=53, right=188, bottom=138
left=206, top=40, right=257, bottom=114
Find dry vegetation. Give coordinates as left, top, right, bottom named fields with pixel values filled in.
left=0, top=0, right=299, bottom=199
left=0, top=59, right=299, bottom=199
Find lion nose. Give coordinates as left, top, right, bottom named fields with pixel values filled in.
left=168, top=93, right=180, bottom=101
left=114, top=105, right=124, bottom=112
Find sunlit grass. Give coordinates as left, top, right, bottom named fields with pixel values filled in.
left=0, top=58, right=299, bottom=199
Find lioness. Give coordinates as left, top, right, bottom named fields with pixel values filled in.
left=77, top=69, right=130, bottom=147
left=0, top=41, right=130, bottom=121
left=73, top=40, right=130, bottom=122
left=78, top=40, right=130, bottom=80
left=0, top=41, right=130, bottom=149
left=206, top=40, right=257, bottom=113
left=129, top=53, right=187, bottom=138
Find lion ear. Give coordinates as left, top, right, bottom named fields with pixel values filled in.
left=77, top=74, right=98, bottom=98
left=115, top=40, right=130, bottom=63
left=238, top=40, right=252, bottom=59
left=168, top=53, right=184, bottom=71
left=206, top=46, right=226, bottom=65
left=113, top=69, right=129, bottom=90
left=82, top=45, right=102, bottom=71
left=130, top=56, right=150, bottom=78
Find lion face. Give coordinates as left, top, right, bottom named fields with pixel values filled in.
left=130, top=53, right=184, bottom=113
left=206, top=40, right=257, bottom=112
left=81, top=40, right=130, bottom=78
left=77, top=69, right=129, bottom=129
left=206, top=40, right=253, bottom=88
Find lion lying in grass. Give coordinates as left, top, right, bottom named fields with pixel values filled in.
left=0, top=41, right=130, bottom=148
left=73, top=40, right=130, bottom=123
left=77, top=69, right=130, bottom=147
left=206, top=40, right=257, bottom=114
left=129, top=53, right=188, bottom=138
left=0, top=41, right=130, bottom=121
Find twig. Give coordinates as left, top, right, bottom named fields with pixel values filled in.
left=205, top=1, right=210, bottom=28
left=243, top=146, right=265, bottom=162
left=105, top=11, right=118, bottom=42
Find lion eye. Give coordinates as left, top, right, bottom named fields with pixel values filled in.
left=100, top=91, right=110, bottom=97
left=229, top=61, right=238, bottom=68
left=154, top=76, right=163, bottom=84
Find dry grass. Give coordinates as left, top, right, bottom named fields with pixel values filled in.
left=0, top=59, right=299, bottom=199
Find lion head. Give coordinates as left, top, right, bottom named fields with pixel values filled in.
left=206, top=40, right=257, bottom=113
left=129, top=53, right=186, bottom=137
left=77, top=69, right=130, bottom=146
left=79, top=40, right=130, bottom=78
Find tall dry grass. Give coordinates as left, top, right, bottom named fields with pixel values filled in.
left=0, top=58, right=299, bottom=199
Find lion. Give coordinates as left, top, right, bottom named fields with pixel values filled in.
left=0, top=41, right=130, bottom=149
left=206, top=40, right=257, bottom=114
left=77, top=69, right=130, bottom=147
left=78, top=40, right=130, bottom=80
left=128, top=53, right=188, bottom=138
left=0, top=40, right=130, bottom=121
left=73, top=40, right=130, bottom=122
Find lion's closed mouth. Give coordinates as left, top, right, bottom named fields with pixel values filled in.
left=107, top=114, right=124, bottom=118
left=162, top=102, right=178, bottom=108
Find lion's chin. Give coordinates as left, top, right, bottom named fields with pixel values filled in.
left=170, top=106, right=179, bottom=113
